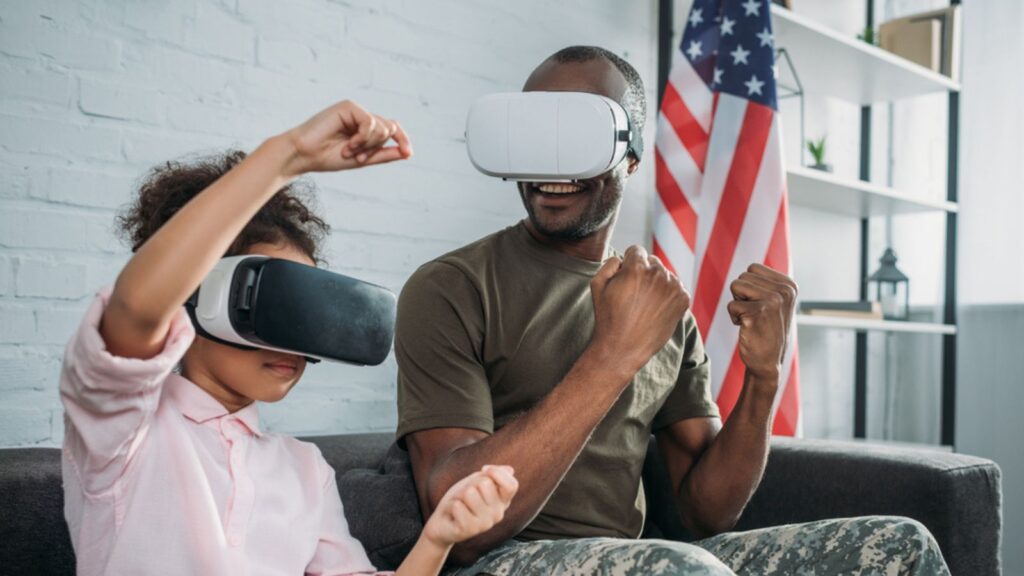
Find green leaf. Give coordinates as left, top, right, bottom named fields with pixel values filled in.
left=807, top=136, right=827, bottom=164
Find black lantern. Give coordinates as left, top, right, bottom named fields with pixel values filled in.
left=868, top=248, right=909, bottom=321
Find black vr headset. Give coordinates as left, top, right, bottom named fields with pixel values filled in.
left=185, top=256, right=396, bottom=366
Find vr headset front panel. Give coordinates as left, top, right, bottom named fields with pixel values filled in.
left=465, top=91, right=641, bottom=182
left=188, top=256, right=396, bottom=366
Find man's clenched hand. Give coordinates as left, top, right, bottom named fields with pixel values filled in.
left=726, top=264, right=798, bottom=382
left=590, top=245, right=691, bottom=376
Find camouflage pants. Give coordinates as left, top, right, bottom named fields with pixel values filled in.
left=448, top=516, right=951, bottom=575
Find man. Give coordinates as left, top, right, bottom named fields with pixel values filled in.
left=395, top=46, right=950, bottom=575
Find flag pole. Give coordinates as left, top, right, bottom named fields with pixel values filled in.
left=657, top=0, right=674, bottom=109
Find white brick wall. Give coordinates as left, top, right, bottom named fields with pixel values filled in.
left=0, top=0, right=658, bottom=447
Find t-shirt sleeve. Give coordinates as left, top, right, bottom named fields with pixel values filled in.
left=395, top=261, right=494, bottom=443
left=651, top=311, right=720, bottom=431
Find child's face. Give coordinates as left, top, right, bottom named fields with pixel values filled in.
left=181, top=242, right=316, bottom=412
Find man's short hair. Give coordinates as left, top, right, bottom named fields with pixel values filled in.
left=547, top=45, right=647, bottom=131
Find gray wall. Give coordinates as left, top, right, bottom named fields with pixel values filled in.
left=955, top=3, right=1024, bottom=573
left=957, top=306, right=1024, bottom=574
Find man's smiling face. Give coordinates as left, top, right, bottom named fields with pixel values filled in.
left=517, top=57, right=639, bottom=241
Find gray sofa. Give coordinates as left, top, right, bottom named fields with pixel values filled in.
left=0, top=434, right=1002, bottom=575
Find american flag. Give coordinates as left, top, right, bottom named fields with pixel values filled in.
left=652, top=0, right=800, bottom=435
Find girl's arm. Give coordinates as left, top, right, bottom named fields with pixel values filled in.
left=395, top=465, right=518, bottom=575
left=101, top=101, right=412, bottom=360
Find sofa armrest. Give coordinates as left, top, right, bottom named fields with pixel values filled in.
left=642, top=436, right=1002, bottom=576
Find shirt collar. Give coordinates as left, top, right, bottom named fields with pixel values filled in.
left=511, top=221, right=616, bottom=277
left=165, top=373, right=262, bottom=437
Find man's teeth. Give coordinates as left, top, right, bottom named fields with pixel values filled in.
left=536, top=183, right=584, bottom=194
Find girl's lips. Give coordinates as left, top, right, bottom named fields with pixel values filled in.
left=264, top=361, right=298, bottom=377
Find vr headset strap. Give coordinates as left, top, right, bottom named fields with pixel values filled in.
left=624, top=114, right=643, bottom=161
left=183, top=292, right=322, bottom=364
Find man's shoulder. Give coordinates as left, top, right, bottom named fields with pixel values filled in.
left=409, top=224, right=518, bottom=285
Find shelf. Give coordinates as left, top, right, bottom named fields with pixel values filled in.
left=797, top=314, right=957, bottom=335
left=787, top=166, right=958, bottom=217
left=771, top=5, right=960, bottom=104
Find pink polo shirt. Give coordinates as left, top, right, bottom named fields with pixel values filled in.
left=60, top=290, right=391, bottom=576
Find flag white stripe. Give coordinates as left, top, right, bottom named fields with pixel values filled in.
left=668, top=57, right=714, bottom=133
left=653, top=195, right=696, bottom=287
left=656, top=111, right=703, bottom=208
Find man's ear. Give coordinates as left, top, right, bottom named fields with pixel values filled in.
left=626, top=155, right=641, bottom=176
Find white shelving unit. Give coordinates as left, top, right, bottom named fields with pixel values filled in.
left=787, top=166, right=958, bottom=218
left=771, top=5, right=960, bottom=104
left=796, top=315, right=957, bottom=335
left=774, top=5, right=957, bottom=335
left=768, top=2, right=961, bottom=444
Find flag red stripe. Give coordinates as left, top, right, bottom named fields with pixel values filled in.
left=692, top=103, right=774, bottom=337
left=763, top=194, right=791, bottom=273
left=765, top=186, right=799, bottom=436
left=661, top=82, right=709, bottom=171
left=656, top=150, right=698, bottom=250
left=652, top=238, right=677, bottom=276
left=720, top=347, right=801, bottom=435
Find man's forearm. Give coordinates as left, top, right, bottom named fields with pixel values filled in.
left=680, top=372, right=777, bottom=536
left=423, top=344, right=635, bottom=562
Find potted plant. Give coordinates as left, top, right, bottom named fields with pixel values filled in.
left=807, top=136, right=831, bottom=172
left=857, top=26, right=879, bottom=46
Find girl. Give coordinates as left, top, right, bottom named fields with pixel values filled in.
left=60, top=100, right=517, bottom=575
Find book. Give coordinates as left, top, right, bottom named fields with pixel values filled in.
left=880, top=18, right=941, bottom=73
left=800, top=301, right=877, bottom=312
left=803, top=308, right=884, bottom=320
left=800, top=301, right=884, bottom=320
left=879, top=6, right=961, bottom=81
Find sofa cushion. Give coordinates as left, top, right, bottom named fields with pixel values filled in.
left=302, top=432, right=394, bottom=475
left=0, top=448, right=75, bottom=575
left=338, top=442, right=424, bottom=570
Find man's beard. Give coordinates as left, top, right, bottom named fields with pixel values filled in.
left=520, top=188, right=621, bottom=241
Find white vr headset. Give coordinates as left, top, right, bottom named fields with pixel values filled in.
left=185, top=256, right=397, bottom=365
left=465, top=91, right=644, bottom=182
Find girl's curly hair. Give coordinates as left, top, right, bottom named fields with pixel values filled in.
left=116, top=150, right=329, bottom=263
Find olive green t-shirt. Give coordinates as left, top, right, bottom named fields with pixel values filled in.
left=395, top=222, right=719, bottom=541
